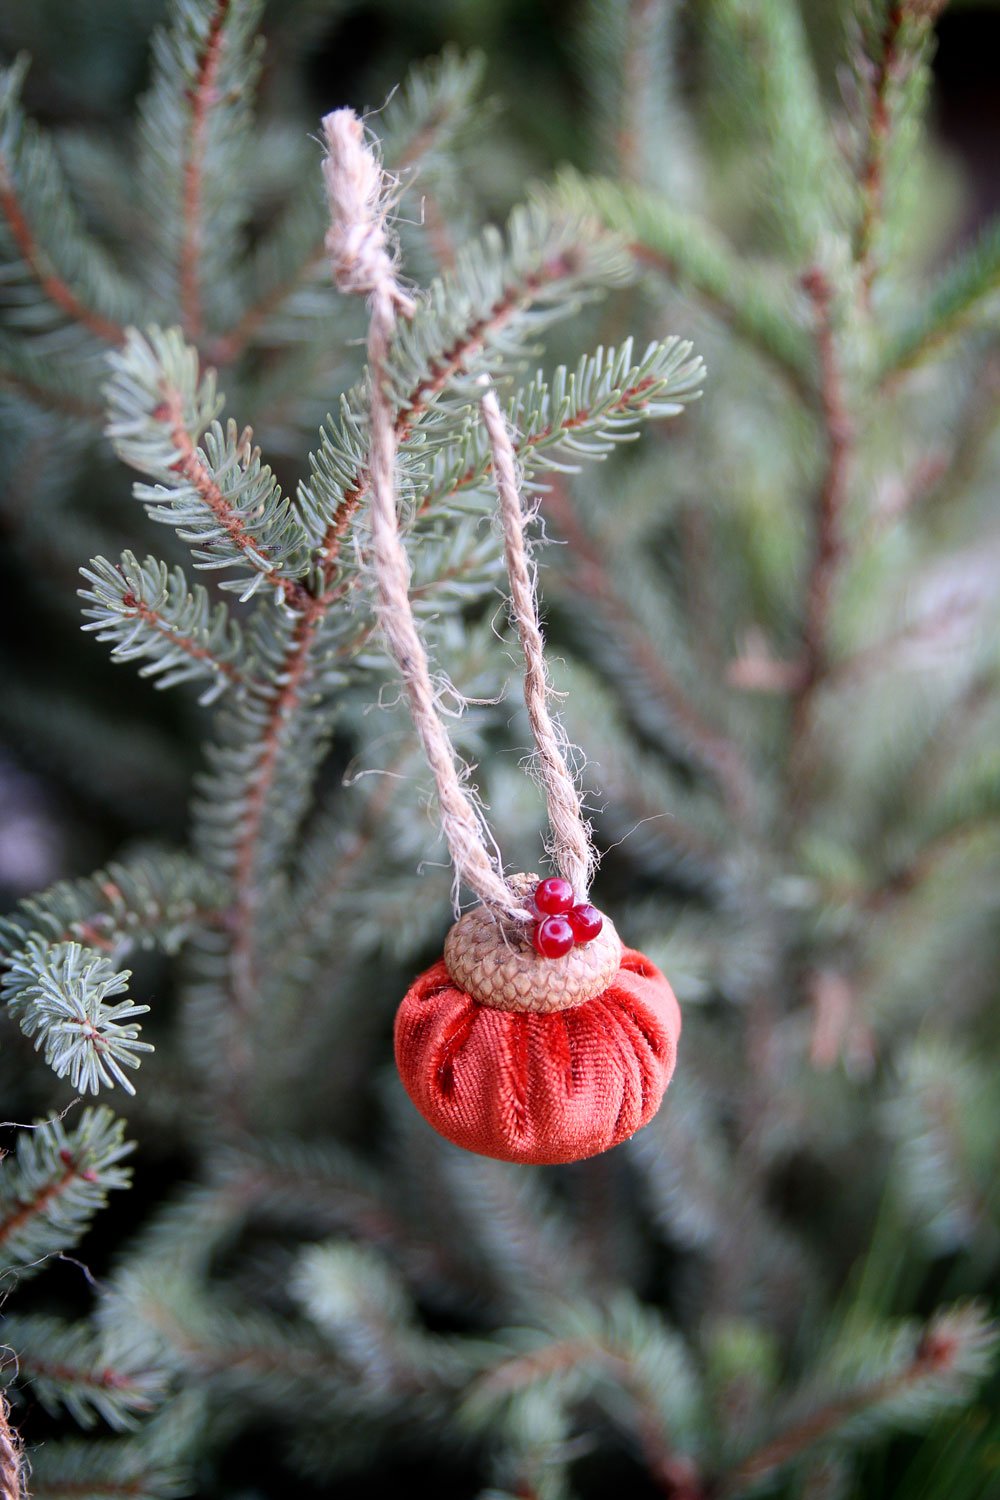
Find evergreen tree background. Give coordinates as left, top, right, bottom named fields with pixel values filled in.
left=1, top=2, right=999, bottom=1496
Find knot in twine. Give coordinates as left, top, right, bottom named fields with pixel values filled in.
left=322, top=110, right=415, bottom=315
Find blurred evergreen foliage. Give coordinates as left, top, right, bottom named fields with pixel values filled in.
left=0, top=2, right=999, bottom=1497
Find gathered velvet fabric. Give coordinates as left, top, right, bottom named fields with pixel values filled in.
left=394, top=948, right=681, bottom=1164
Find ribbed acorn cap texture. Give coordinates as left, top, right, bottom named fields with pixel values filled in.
left=443, top=874, right=622, bottom=1014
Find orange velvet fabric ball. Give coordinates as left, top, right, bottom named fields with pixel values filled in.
left=394, top=948, right=681, bottom=1165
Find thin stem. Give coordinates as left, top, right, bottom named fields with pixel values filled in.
left=117, top=587, right=254, bottom=691
left=0, top=1154, right=86, bottom=1250
left=855, top=4, right=905, bottom=296
left=790, top=268, right=854, bottom=755
left=0, top=163, right=124, bottom=346
left=180, top=0, right=231, bottom=338
left=161, top=388, right=308, bottom=609
left=207, top=245, right=326, bottom=364
left=420, top=370, right=669, bottom=514
left=724, top=1327, right=963, bottom=1492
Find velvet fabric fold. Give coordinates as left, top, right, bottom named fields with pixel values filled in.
left=394, top=948, right=681, bottom=1164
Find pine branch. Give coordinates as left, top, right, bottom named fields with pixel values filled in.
left=791, top=269, right=855, bottom=755
left=138, top=0, right=264, bottom=336
left=421, top=336, right=704, bottom=511
left=881, top=216, right=1000, bottom=377
left=104, top=327, right=311, bottom=604
left=0, top=1107, right=132, bottom=1277
left=724, top=1305, right=998, bottom=1493
left=205, top=209, right=328, bottom=366
left=0, top=59, right=131, bottom=349
left=80, top=551, right=255, bottom=704
left=0, top=332, right=103, bottom=419
left=886, top=1040, right=998, bottom=1253
left=704, top=0, right=844, bottom=258
left=552, top=171, right=815, bottom=398
left=853, top=2, right=945, bottom=295
left=180, top=0, right=234, bottom=337
left=2, top=940, right=152, bottom=1096
left=1, top=1314, right=167, bottom=1430
left=0, top=852, right=226, bottom=965
left=24, top=1437, right=188, bottom=1500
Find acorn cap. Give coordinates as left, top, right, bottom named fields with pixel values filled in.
left=443, top=874, right=622, bottom=1014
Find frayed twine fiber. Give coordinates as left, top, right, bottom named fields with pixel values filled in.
left=480, top=384, right=596, bottom=899
left=322, top=109, right=526, bottom=923
left=0, top=1396, right=25, bottom=1500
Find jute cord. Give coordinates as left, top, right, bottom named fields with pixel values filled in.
left=0, top=1396, right=24, bottom=1500
left=323, top=110, right=527, bottom=923
left=480, top=384, right=595, bottom=899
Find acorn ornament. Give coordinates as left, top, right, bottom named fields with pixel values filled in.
left=322, top=112, right=679, bottom=1166
left=395, top=876, right=681, bottom=1164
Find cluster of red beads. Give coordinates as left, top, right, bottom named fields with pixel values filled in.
left=529, top=878, right=604, bottom=959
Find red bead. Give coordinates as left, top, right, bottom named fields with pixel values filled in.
left=534, top=877, right=575, bottom=916
left=532, top=915, right=575, bottom=959
left=568, top=903, right=603, bottom=944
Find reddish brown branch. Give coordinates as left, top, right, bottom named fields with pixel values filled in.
left=0, top=164, right=124, bottom=346
left=855, top=4, right=905, bottom=295
left=118, top=587, right=249, bottom=687
left=421, top=372, right=663, bottom=514
left=22, top=1481, right=155, bottom=1499
left=0, top=367, right=103, bottom=420
left=180, top=0, right=231, bottom=338
left=791, top=269, right=854, bottom=752
left=13, top=1353, right=158, bottom=1404
left=0, top=1154, right=88, bottom=1250
left=725, top=1325, right=964, bottom=1491
left=855, top=2, right=947, bottom=296
left=162, top=388, right=307, bottom=609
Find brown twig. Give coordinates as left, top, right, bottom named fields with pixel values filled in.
left=0, top=162, right=124, bottom=346
left=420, top=372, right=666, bottom=515
left=117, top=587, right=252, bottom=690
left=0, top=1151, right=92, bottom=1251
left=11, top=1352, right=159, bottom=1406
left=855, top=4, right=905, bottom=297
left=724, top=1322, right=966, bottom=1492
left=790, top=268, right=854, bottom=755
left=161, top=389, right=308, bottom=611
left=180, top=0, right=231, bottom=338
left=855, top=1, right=948, bottom=297
left=0, top=367, right=103, bottom=420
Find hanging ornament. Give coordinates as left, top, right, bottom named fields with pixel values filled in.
left=323, top=110, right=680, bottom=1165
